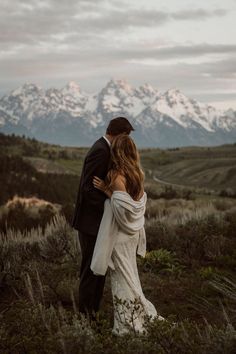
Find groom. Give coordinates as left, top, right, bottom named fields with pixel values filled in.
left=71, top=117, right=134, bottom=318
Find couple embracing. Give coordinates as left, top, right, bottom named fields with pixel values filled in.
left=72, top=117, right=164, bottom=335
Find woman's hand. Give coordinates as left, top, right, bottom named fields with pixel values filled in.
left=93, top=176, right=112, bottom=197
left=93, top=176, right=106, bottom=192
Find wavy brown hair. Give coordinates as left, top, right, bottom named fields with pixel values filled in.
left=105, top=134, right=144, bottom=200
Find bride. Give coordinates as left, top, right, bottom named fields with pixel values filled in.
left=91, top=133, right=164, bottom=335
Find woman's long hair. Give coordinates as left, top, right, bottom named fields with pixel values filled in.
left=105, top=134, right=144, bottom=200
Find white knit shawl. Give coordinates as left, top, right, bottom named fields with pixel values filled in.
left=90, top=191, right=147, bottom=276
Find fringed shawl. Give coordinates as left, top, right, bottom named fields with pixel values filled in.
left=90, top=191, right=147, bottom=276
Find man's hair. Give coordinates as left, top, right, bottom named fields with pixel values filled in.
left=106, top=117, right=135, bottom=136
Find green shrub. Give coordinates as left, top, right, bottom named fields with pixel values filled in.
left=198, top=266, right=220, bottom=280
left=146, top=213, right=236, bottom=266
left=139, top=249, right=184, bottom=276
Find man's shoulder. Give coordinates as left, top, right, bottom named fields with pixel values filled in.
left=88, top=137, right=110, bottom=155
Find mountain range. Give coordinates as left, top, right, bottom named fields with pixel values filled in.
left=0, top=79, right=235, bottom=147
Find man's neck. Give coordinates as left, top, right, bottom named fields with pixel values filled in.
left=105, top=134, right=113, bottom=144
left=102, top=134, right=111, bottom=147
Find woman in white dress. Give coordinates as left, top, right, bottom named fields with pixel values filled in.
left=92, top=134, right=164, bottom=335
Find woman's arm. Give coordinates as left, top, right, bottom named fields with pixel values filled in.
left=92, top=176, right=113, bottom=198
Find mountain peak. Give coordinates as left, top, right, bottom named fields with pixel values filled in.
left=61, top=81, right=84, bottom=100
left=140, top=83, right=156, bottom=91
left=64, top=81, right=81, bottom=92
left=0, top=80, right=235, bottom=148
left=137, top=83, right=159, bottom=97
left=10, top=83, right=43, bottom=97
left=106, top=78, right=133, bottom=92
left=22, top=82, right=41, bottom=89
left=164, top=87, right=182, bottom=96
left=162, top=88, right=191, bottom=106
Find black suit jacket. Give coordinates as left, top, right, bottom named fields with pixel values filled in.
left=71, top=137, right=111, bottom=236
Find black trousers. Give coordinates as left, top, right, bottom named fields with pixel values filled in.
left=78, top=231, right=106, bottom=317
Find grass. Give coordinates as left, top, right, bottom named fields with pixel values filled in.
left=0, top=214, right=236, bottom=353
left=23, top=157, right=83, bottom=175
left=1, top=132, right=236, bottom=352
left=56, top=158, right=84, bottom=175
left=152, top=158, right=236, bottom=190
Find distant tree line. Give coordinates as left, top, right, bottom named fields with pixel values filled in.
left=0, top=152, right=79, bottom=228
left=0, top=132, right=86, bottom=160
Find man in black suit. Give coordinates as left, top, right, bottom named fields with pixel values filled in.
left=71, top=117, right=134, bottom=318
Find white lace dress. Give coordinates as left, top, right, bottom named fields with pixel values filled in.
left=110, top=229, right=165, bottom=335
left=90, top=191, right=165, bottom=335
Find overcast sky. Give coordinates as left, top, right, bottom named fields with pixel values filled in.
left=0, top=0, right=236, bottom=108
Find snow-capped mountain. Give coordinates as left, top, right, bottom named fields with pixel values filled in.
left=0, top=79, right=235, bottom=147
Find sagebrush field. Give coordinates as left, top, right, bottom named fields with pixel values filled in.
left=0, top=133, right=236, bottom=353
